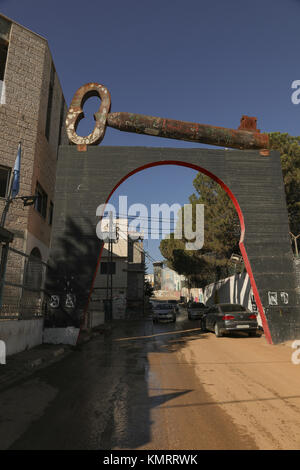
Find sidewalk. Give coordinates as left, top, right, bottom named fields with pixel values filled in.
left=0, top=325, right=113, bottom=392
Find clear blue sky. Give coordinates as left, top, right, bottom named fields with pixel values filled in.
left=1, top=0, right=300, bottom=270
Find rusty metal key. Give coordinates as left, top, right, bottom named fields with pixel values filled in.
left=66, top=82, right=269, bottom=152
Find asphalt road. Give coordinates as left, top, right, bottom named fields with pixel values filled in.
left=0, top=306, right=300, bottom=450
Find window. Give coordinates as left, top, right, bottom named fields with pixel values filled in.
left=24, top=247, right=43, bottom=290
left=0, top=165, right=10, bottom=198
left=128, top=239, right=133, bottom=262
left=0, top=16, right=11, bottom=83
left=100, top=262, right=116, bottom=275
left=34, top=182, right=48, bottom=219
left=0, top=39, right=7, bottom=82
left=48, top=201, right=54, bottom=225
left=45, top=64, right=55, bottom=141
left=208, top=307, right=218, bottom=314
left=57, top=95, right=65, bottom=147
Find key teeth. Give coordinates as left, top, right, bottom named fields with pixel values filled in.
left=238, top=115, right=260, bottom=133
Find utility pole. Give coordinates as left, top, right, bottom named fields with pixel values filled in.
left=290, top=232, right=300, bottom=258
left=110, top=234, right=113, bottom=319
left=105, top=212, right=117, bottom=321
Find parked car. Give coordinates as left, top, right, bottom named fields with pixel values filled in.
left=187, top=302, right=208, bottom=320
left=153, top=303, right=176, bottom=323
left=150, top=299, right=164, bottom=309
left=203, top=303, right=259, bottom=337
left=167, top=299, right=179, bottom=312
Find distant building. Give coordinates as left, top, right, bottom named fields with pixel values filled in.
left=153, top=261, right=163, bottom=291
left=153, top=261, right=186, bottom=294
left=92, top=219, right=145, bottom=319
left=145, top=273, right=154, bottom=287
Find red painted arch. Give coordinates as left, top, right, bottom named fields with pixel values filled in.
left=82, top=160, right=273, bottom=344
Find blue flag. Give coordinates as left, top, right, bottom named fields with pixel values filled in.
left=11, top=142, right=21, bottom=198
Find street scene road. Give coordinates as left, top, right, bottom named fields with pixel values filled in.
left=1, top=305, right=300, bottom=450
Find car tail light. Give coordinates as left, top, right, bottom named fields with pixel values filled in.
left=249, top=314, right=256, bottom=320
left=222, top=315, right=235, bottom=320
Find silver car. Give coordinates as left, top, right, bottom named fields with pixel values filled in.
left=167, top=299, right=179, bottom=312
left=187, top=302, right=208, bottom=320
left=203, top=303, right=259, bottom=337
left=153, top=303, right=176, bottom=323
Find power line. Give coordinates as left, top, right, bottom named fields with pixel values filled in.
left=103, top=211, right=181, bottom=223
left=112, top=229, right=159, bottom=265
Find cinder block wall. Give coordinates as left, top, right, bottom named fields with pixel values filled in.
left=49, top=146, right=300, bottom=343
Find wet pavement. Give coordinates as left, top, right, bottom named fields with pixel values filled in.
left=0, top=307, right=258, bottom=450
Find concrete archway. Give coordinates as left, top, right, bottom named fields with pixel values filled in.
left=47, top=146, right=300, bottom=344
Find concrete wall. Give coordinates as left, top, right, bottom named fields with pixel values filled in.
left=89, top=311, right=105, bottom=328
left=0, top=318, right=43, bottom=356
left=203, top=272, right=262, bottom=326
left=49, top=146, right=300, bottom=344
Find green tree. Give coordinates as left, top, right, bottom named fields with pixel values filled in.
left=160, top=132, right=300, bottom=284
left=269, top=132, right=300, bottom=243
left=144, top=279, right=154, bottom=298
left=160, top=173, right=241, bottom=286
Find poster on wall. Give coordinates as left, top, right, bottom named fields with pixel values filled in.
left=268, top=291, right=278, bottom=306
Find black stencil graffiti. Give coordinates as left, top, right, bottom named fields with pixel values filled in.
left=250, top=294, right=258, bottom=312
left=280, top=292, right=289, bottom=304
left=49, top=295, right=60, bottom=309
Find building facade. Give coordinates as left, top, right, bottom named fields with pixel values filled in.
left=0, top=13, right=67, bottom=262
left=91, top=219, right=145, bottom=320
left=153, top=261, right=186, bottom=299
left=0, top=14, right=67, bottom=352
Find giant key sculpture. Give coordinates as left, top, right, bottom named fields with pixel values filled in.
left=66, top=82, right=269, bottom=153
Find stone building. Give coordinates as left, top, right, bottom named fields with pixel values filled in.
left=91, top=218, right=145, bottom=321
left=0, top=13, right=67, bottom=354
left=0, top=13, right=67, bottom=261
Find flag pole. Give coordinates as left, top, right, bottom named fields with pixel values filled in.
left=0, top=141, right=21, bottom=228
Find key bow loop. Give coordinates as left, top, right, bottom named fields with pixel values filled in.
left=66, top=83, right=111, bottom=146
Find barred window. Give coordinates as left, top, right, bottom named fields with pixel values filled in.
left=100, top=262, right=116, bottom=275
left=34, top=182, right=48, bottom=219
left=0, top=39, right=7, bottom=82
left=49, top=201, right=54, bottom=225
left=0, top=165, right=10, bottom=198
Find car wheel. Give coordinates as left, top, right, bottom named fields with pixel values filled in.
left=248, top=331, right=257, bottom=337
left=214, top=323, right=222, bottom=337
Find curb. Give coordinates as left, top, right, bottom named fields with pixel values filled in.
left=77, top=324, right=114, bottom=345
left=25, top=346, right=68, bottom=370
left=0, top=326, right=110, bottom=392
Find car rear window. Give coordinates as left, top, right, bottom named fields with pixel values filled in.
left=221, top=304, right=246, bottom=312
left=191, top=303, right=205, bottom=308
